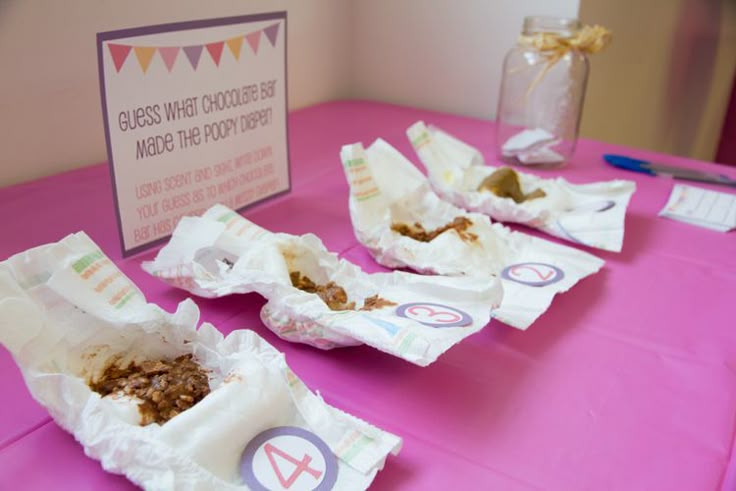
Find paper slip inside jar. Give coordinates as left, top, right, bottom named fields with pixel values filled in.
left=407, top=121, right=636, bottom=252
left=501, top=127, right=564, bottom=165
left=0, top=232, right=401, bottom=491
left=143, top=204, right=503, bottom=366
left=340, top=139, right=604, bottom=330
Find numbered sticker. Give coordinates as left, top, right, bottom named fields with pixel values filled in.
left=564, top=200, right=615, bottom=214
left=240, top=426, right=338, bottom=491
left=501, top=263, right=565, bottom=287
left=395, top=302, right=472, bottom=328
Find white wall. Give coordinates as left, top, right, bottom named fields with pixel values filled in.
left=351, top=0, right=580, bottom=119
left=4, top=1, right=730, bottom=187
left=0, top=0, right=582, bottom=187
left=0, top=0, right=352, bottom=186
left=351, top=0, right=736, bottom=162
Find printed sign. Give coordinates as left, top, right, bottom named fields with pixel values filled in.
left=240, top=426, right=338, bottom=491
left=395, top=302, right=472, bottom=328
left=97, top=13, right=289, bottom=255
left=501, top=262, right=565, bottom=287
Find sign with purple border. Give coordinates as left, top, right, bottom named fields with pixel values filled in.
left=97, top=13, right=290, bottom=256
left=240, top=426, right=338, bottom=491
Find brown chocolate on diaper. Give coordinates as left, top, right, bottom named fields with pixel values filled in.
left=90, top=354, right=210, bottom=425
left=477, top=166, right=546, bottom=203
left=290, top=271, right=356, bottom=311
left=360, top=294, right=398, bottom=311
left=290, top=272, right=396, bottom=311
left=391, top=216, right=478, bottom=242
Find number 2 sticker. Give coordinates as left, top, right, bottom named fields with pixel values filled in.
left=501, top=262, right=564, bottom=287
left=240, top=426, right=338, bottom=491
left=395, top=302, right=472, bottom=328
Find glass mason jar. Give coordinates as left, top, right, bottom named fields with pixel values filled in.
left=495, top=16, right=589, bottom=168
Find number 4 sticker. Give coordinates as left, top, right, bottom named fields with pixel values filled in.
left=240, top=426, right=338, bottom=491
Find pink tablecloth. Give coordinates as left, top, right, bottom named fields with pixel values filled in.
left=1, top=101, right=734, bottom=490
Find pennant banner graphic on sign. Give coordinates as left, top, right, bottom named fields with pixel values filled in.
left=107, top=24, right=280, bottom=73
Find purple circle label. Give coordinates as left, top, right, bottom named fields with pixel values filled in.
left=501, top=263, right=565, bottom=287
left=240, top=426, right=338, bottom=491
left=395, top=302, right=473, bottom=328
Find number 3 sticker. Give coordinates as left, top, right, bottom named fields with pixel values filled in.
left=501, top=262, right=564, bottom=287
left=395, top=302, right=472, bottom=328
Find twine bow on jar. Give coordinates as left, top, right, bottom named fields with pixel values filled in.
left=518, top=24, right=612, bottom=95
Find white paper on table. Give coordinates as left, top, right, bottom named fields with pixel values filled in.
left=407, top=121, right=637, bottom=252
left=143, top=205, right=503, bottom=367
left=0, top=232, right=401, bottom=491
left=659, top=183, right=736, bottom=232
left=340, top=139, right=605, bottom=330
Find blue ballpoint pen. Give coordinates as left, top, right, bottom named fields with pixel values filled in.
left=603, top=154, right=736, bottom=189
